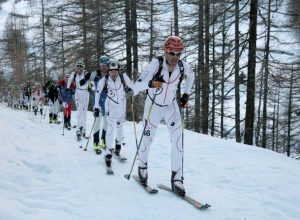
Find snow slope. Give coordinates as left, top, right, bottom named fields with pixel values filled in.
left=0, top=103, right=300, bottom=220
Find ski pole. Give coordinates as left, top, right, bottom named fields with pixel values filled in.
left=83, top=116, right=97, bottom=151
left=61, top=107, right=66, bottom=136
left=124, top=92, right=157, bottom=180
left=181, top=108, right=185, bottom=181
left=131, top=96, right=138, bottom=150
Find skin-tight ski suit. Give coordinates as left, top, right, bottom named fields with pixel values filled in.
left=132, top=57, right=194, bottom=181
left=94, top=73, right=133, bottom=155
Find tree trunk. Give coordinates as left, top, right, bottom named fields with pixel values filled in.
left=195, top=0, right=204, bottom=133
left=234, top=0, right=241, bottom=142
left=125, top=0, right=132, bottom=77
left=244, top=0, right=258, bottom=145
left=202, top=0, right=210, bottom=135
left=261, top=0, right=272, bottom=148
left=131, top=0, right=138, bottom=80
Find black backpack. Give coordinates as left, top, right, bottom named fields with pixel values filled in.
left=103, top=73, right=127, bottom=93
left=153, top=56, right=185, bottom=85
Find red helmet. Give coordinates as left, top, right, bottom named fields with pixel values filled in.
left=163, top=36, right=184, bottom=52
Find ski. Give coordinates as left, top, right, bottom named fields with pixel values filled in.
left=157, top=184, right=211, bottom=210
left=112, top=151, right=127, bottom=162
left=94, top=149, right=102, bottom=155
left=132, top=175, right=158, bottom=194
left=106, top=166, right=114, bottom=175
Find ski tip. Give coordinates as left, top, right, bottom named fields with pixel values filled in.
left=200, top=203, right=211, bottom=209
left=149, top=189, right=158, bottom=194
left=107, top=171, right=114, bottom=175
left=124, top=174, right=130, bottom=180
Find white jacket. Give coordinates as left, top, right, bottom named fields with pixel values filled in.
left=133, top=57, right=194, bottom=106
left=67, top=70, right=89, bottom=90
left=94, top=73, right=133, bottom=110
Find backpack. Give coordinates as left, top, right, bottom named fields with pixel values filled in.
left=103, top=73, right=128, bottom=93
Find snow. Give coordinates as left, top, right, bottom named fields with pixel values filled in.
left=0, top=103, right=300, bottom=220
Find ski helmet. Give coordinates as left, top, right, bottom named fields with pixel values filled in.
left=76, top=59, right=85, bottom=68
left=163, top=36, right=184, bottom=52
left=52, top=75, right=58, bottom=82
left=108, top=59, right=119, bottom=70
left=99, top=55, right=109, bottom=65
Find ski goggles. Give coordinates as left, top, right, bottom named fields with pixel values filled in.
left=168, top=51, right=182, bottom=57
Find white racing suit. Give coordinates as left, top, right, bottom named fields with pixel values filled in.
left=94, top=74, right=133, bottom=156
left=31, top=89, right=43, bottom=115
left=67, top=70, right=90, bottom=135
left=132, top=57, right=194, bottom=181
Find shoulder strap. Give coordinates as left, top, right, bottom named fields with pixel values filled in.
left=103, top=74, right=109, bottom=93
left=153, top=56, right=164, bottom=79
left=178, top=60, right=185, bottom=85
left=119, top=73, right=127, bottom=90
left=73, top=72, right=77, bottom=82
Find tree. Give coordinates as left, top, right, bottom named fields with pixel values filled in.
left=244, top=0, right=258, bottom=145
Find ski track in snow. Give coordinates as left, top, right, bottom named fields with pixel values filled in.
left=0, top=103, right=300, bottom=220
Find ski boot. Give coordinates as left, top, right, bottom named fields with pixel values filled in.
left=76, top=129, right=82, bottom=141
left=171, top=171, right=186, bottom=197
left=114, top=144, right=121, bottom=156
left=100, top=129, right=106, bottom=149
left=138, top=165, right=148, bottom=185
left=93, top=143, right=101, bottom=154
left=82, top=128, right=86, bottom=138
left=49, top=113, right=53, bottom=123
left=105, top=154, right=112, bottom=167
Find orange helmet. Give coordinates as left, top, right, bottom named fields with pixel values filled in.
left=163, top=36, right=184, bottom=52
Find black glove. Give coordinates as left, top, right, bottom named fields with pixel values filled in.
left=79, top=78, right=86, bottom=86
left=66, top=88, right=70, bottom=92
left=148, top=75, right=165, bottom=88
left=180, top=93, right=189, bottom=108
left=94, top=76, right=99, bottom=82
left=59, top=99, right=62, bottom=105
left=93, top=108, right=100, bottom=118
left=125, top=88, right=134, bottom=96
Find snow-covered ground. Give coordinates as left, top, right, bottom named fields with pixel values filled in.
left=0, top=103, right=300, bottom=220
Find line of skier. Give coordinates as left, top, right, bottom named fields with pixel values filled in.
left=2, top=36, right=194, bottom=197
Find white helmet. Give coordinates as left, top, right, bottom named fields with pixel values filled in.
left=52, top=75, right=58, bottom=82
left=108, top=59, right=119, bottom=70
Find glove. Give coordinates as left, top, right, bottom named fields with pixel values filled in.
left=79, top=79, right=86, bottom=86
left=148, top=75, right=165, bottom=89
left=93, top=108, right=100, bottom=118
left=63, top=102, right=67, bottom=108
left=180, top=93, right=189, bottom=108
left=66, top=88, right=70, bottom=92
left=125, top=88, right=134, bottom=96
left=88, top=82, right=95, bottom=91
left=59, top=99, right=62, bottom=105
left=94, top=76, right=99, bottom=82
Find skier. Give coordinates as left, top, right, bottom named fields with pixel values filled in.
left=43, top=75, right=60, bottom=123
left=67, top=59, right=90, bottom=140
left=132, top=36, right=194, bottom=196
left=59, top=73, right=76, bottom=129
left=31, top=82, right=43, bottom=115
left=93, top=59, right=134, bottom=168
left=91, top=55, right=109, bottom=153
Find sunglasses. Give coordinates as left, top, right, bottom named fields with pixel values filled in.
left=76, top=65, right=83, bottom=68
left=168, top=52, right=182, bottom=57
